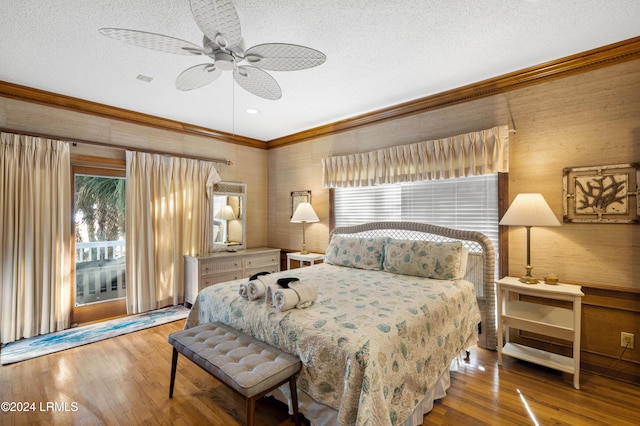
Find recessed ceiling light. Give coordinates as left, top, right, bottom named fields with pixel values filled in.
left=246, top=108, right=259, bottom=114
left=136, top=74, right=153, bottom=83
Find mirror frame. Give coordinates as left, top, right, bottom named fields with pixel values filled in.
left=210, top=182, right=247, bottom=252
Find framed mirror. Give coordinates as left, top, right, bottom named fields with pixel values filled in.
left=210, top=182, right=246, bottom=251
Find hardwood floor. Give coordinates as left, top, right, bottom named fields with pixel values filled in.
left=1, top=319, right=639, bottom=425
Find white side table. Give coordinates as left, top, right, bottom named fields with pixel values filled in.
left=286, top=252, right=324, bottom=270
left=497, top=276, right=584, bottom=389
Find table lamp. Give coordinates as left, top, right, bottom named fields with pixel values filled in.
left=499, top=193, right=560, bottom=284
left=290, top=202, right=319, bottom=254
left=216, top=205, right=236, bottom=244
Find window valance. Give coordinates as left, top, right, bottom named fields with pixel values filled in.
left=322, top=125, right=509, bottom=187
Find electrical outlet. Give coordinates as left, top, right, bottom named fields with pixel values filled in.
left=621, top=332, right=634, bottom=349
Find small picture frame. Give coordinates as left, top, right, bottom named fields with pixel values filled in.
left=291, top=190, right=311, bottom=218
left=563, top=163, right=639, bottom=223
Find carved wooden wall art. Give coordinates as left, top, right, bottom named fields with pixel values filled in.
left=291, top=190, right=311, bottom=218
left=563, top=163, right=639, bottom=223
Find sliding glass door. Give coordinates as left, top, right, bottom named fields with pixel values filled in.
left=71, top=165, right=126, bottom=324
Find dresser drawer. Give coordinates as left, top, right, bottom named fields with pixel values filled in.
left=200, top=257, right=242, bottom=275
left=208, top=272, right=243, bottom=286
left=245, top=265, right=279, bottom=279
left=244, top=252, right=279, bottom=270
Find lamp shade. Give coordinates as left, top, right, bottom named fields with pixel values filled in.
left=499, top=193, right=560, bottom=227
left=216, top=205, right=236, bottom=221
left=291, top=202, right=319, bottom=223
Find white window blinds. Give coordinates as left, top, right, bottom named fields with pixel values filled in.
left=334, top=174, right=499, bottom=268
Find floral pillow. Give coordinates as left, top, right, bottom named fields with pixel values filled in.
left=383, top=239, right=464, bottom=280
left=324, top=236, right=386, bottom=270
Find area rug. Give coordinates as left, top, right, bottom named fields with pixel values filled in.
left=1, top=305, right=189, bottom=365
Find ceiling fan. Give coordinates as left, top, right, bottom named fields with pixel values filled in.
left=99, top=0, right=326, bottom=100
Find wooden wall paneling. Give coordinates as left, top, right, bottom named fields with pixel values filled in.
left=580, top=287, right=640, bottom=383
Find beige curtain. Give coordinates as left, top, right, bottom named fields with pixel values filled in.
left=322, top=125, right=510, bottom=187
left=0, top=132, right=71, bottom=344
left=125, top=151, right=221, bottom=314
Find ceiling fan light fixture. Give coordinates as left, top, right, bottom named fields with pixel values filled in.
left=214, top=51, right=235, bottom=70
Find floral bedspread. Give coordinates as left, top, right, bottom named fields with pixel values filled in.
left=185, top=263, right=481, bottom=426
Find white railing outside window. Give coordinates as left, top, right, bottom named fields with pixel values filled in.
left=75, top=240, right=125, bottom=262
left=75, top=240, right=126, bottom=305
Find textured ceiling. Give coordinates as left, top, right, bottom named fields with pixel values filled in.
left=1, top=0, right=639, bottom=141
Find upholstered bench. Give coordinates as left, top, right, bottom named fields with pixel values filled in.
left=168, top=322, right=301, bottom=426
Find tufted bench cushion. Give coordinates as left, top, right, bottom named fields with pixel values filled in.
left=168, top=321, right=301, bottom=425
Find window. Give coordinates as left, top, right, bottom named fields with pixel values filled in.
left=72, top=165, right=127, bottom=324
left=334, top=174, right=499, bottom=272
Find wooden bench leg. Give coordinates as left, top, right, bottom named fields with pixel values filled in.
left=169, top=348, right=178, bottom=398
left=289, top=375, right=300, bottom=426
left=246, top=397, right=255, bottom=426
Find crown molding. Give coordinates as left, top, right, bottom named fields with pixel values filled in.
left=2, top=36, right=639, bottom=150
left=0, top=81, right=267, bottom=149
left=267, top=36, right=640, bottom=149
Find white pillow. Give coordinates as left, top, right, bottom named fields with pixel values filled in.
left=383, top=239, right=464, bottom=280
left=324, top=236, right=386, bottom=270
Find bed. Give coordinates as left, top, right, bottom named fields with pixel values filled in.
left=185, top=222, right=496, bottom=426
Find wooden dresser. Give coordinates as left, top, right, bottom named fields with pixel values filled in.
left=184, top=247, right=280, bottom=304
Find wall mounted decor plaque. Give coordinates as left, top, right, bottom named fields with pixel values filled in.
left=291, top=190, right=311, bottom=218
left=563, top=163, right=639, bottom=223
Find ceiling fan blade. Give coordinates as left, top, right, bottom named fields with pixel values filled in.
left=233, top=66, right=282, bottom=100
left=176, top=63, right=222, bottom=90
left=99, top=28, right=204, bottom=56
left=190, top=0, right=242, bottom=50
left=244, top=43, right=326, bottom=71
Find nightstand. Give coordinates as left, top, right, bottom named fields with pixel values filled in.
left=286, top=252, right=324, bottom=270
left=496, top=276, right=584, bottom=389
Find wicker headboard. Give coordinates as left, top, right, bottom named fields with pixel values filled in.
left=330, top=221, right=496, bottom=350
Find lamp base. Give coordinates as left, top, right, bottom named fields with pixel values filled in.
left=299, top=222, right=309, bottom=255
left=519, top=276, right=540, bottom=284
left=519, top=265, right=539, bottom=284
